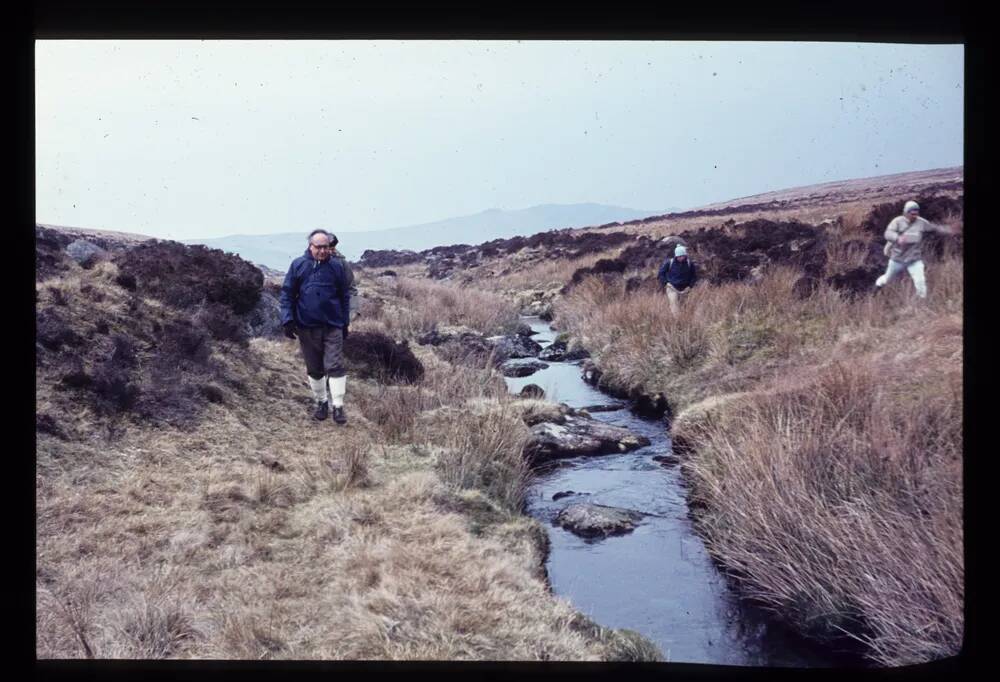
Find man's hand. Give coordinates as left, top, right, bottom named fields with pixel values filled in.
left=283, top=321, right=297, bottom=339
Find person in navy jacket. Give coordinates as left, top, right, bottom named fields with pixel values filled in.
left=279, top=229, right=353, bottom=424
left=657, top=244, right=698, bottom=315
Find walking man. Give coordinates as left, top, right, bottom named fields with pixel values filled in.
left=280, top=229, right=352, bottom=424
left=875, top=200, right=958, bottom=299
left=657, top=244, right=698, bottom=315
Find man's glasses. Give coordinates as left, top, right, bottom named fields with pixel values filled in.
left=310, top=243, right=331, bottom=250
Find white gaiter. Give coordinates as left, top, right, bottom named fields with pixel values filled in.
left=328, top=376, right=347, bottom=408
left=308, top=376, right=328, bottom=403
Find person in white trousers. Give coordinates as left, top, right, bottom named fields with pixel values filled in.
left=875, top=200, right=959, bottom=298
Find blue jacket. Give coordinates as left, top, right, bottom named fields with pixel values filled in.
left=657, top=257, right=697, bottom=291
left=280, top=250, right=352, bottom=328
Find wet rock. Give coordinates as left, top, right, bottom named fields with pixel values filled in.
left=515, top=322, right=535, bottom=338
left=525, top=414, right=651, bottom=463
left=579, top=402, right=627, bottom=413
left=538, top=340, right=568, bottom=362
left=652, top=454, right=680, bottom=467
left=487, top=334, right=544, bottom=362
left=554, top=503, right=643, bottom=538
left=552, top=490, right=580, bottom=501
left=500, top=359, right=549, bottom=378
left=65, top=239, right=108, bottom=269
left=519, top=384, right=546, bottom=399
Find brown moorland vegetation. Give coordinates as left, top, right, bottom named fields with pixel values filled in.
left=371, top=176, right=964, bottom=666
left=550, top=199, right=964, bottom=666
left=35, top=236, right=661, bottom=661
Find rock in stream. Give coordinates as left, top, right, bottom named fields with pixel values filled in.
left=554, top=503, right=644, bottom=538
left=525, top=414, right=651, bottom=462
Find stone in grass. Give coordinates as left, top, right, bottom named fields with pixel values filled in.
left=65, top=239, right=108, bottom=268
left=555, top=503, right=644, bottom=538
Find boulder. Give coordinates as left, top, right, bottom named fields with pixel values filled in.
left=487, top=334, right=544, bottom=362
left=554, top=503, right=643, bottom=538
left=525, top=414, right=651, bottom=462
left=244, top=289, right=283, bottom=338
left=499, top=359, right=549, bottom=378
left=519, top=384, right=546, bottom=399
left=65, top=239, right=108, bottom=268
left=515, top=322, right=535, bottom=338
left=538, top=341, right=568, bottom=362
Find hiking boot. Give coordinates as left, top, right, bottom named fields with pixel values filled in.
left=312, top=400, right=329, bottom=421
left=331, top=406, right=347, bottom=425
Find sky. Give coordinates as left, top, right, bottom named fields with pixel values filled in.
left=35, top=40, right=964, bottom=241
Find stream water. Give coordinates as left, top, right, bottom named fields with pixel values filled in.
left=505, top=316, right=850, bottom=667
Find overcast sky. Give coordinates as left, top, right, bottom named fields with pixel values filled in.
left=35, top=40, right=963, bottom=241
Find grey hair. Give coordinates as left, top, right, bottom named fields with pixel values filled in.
left=307, top=229, right=338, bottom=246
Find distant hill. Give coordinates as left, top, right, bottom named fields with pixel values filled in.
left=184, top=203, right=675, bottom=269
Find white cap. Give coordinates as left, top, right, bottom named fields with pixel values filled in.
left=904, top=200, right=920, bottom=214
left=674, top=245, right=688, bottom=257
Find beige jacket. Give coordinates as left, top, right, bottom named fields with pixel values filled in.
left=884, top=215, right=939, bottom=264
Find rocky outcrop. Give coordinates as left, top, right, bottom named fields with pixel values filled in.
left=66, top=239, right=108, bottom=269
left=244, top=287, right=283, bottom=338
left=554, top=503, right=644, bottom=538
left=525, top=414, right=651, bottom=463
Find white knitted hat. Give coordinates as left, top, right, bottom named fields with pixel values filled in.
left=904, top=201, right=920, bottom=214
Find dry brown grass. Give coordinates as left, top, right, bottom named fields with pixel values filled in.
left=35, top=336, right=609, bottom=660
left=383, top=277, right=521, bottom=338
left=676, top=348, right=962, bottom=666
left=37, top=263, right=659, bottom=661
left=553, top=213, right=964, bottom=665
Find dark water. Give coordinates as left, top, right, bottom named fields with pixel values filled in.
left=507, top=317, right=849, bottom=667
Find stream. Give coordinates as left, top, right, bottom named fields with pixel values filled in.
left=505, top=316, right=851, bottom=667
